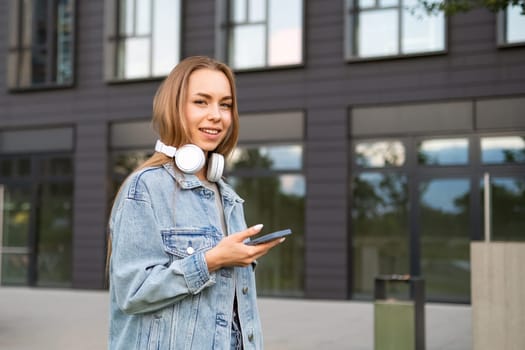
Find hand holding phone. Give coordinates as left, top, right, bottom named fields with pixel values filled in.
left=246, top=229, right=292, bottom=245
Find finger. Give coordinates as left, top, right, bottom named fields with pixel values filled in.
left=237, top=224, right=264, bottom=239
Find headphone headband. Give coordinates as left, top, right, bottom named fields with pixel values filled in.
left=154, top=140, right=224, bottom=182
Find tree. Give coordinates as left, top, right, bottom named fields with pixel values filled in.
left=418, top=0, right=525, bottom=15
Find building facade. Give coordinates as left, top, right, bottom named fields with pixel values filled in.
left=0, top=0, right=524, bottom=302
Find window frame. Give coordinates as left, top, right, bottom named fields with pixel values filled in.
left=497, top=6, right=525, bottom=48
left=216, top=0, right=305, bottom=73
left=344, top=0, right=448, bottom=62
left=7, top=0, right=76, bottom=92
left=103, top=0, right=183, bottom=83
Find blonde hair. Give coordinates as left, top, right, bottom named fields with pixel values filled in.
left=140, top=56, right=239, bottom=170
left=106, top=57, right=239, bottom=283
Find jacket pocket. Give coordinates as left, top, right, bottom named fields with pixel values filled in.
left=161, top=227, right=216, bottom=259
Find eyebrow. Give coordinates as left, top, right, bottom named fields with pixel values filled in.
left=194, top=92, right=232, bottom=100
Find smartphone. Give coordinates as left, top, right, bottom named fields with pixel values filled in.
left=246, top=229, right=292, bottom=245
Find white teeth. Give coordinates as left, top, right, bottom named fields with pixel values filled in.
left=201, top=128, right=219, bottom=135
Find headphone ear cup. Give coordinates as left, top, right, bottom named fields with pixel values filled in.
left=175, top=144, right=206, bottom=174
left=207, top=153, right=224, bottom=182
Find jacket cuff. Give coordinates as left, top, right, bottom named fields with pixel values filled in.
left=180, top=251, right=216, bottom=294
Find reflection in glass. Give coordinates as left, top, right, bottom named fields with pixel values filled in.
left=268, top=0, right=302, bottom=66
left=231, top=0, right=247, bottom=22
left=37, top=183, right=73, bottom=287
left=228, top=145, right=302, bottom=171
left=230, top=175, right=305, bottom=296
left=0, top=158, right=31, bottom=177
left=352, top=172, right=409, bottom=298
left=481, top=136, right=525, bottom=164
left=41, top=157, right=73, bottom=177
left=1, top=254, right=29, bottom=285
left=1, top=186, right=31, bottom=285
left=117, top=0, right=180, bottom=78
left=112, top=151, right=152, bottom=178
left=228, top=0, right=303, bottom=68
left=153, top=0, right=179, bottom=76
left=359, top=0, right=375, bottom=7
left=419, top=179, right=470, bottom=302
left=418, top=138, right=468, bottom=165
left=119, top=0, right=135, bottom=35
left=402, top=0, right=445, bottom=54
left=506, top=6, right=525, bottom=44
left=482, top=177, right=525, bottom=241
left=355, top=141, right=405, bottom=167
left=249, top=0, right=266, bottom=22
left=230, top=25, right=266, bottom=69
left=13, top=0, right=73, bottom=87
left=2, top=187, right=31, bottom=247
left=136, top=0, right=151, bottom=35
left=119, top=38, right=150, bottom=79
left=359, top=10, right=398, bottom=57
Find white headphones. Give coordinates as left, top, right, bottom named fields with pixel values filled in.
left=155, top=140, right=224, bottom=182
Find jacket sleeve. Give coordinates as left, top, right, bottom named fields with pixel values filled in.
left=109, top=192, right=216, bottom=315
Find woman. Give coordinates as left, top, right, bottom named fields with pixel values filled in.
left=108, top=56, right=285, bottom=349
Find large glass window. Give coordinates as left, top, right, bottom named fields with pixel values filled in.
left=481, top=136, right=525, bottom=164
left=7, top=0, right=75, bottom=89
left=418, top=138, right=469, bottom=166
left=221, top=0, right=304, bottom=70
left=227, top=112, right=305, bottom=296
left=0, top=128, right=74, bottom=287
left=482, top=176, right=525, bottom=241
left=345, top=0, right=445, bottom=59
left=351, top=172, right=409, bottom=298
left=419, top=178, right=471, bottom=302
left=105, top=0, right=181, bottom=80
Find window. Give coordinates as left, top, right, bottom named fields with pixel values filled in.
left=104, top=0, right=181, bottom=80
left=7, top=0, right=75, bottom=89
left=228, top=112, right=305, bottom=296
left=418, top=138, right=469, bottom=166
left=499, top=6, right=525, bottom=45
left=1, top=127, right=74, bottom=287
left=345, top=0, right=445, bottom=59
left=219, top=0, right=304, bottom=70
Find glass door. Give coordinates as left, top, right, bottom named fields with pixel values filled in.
left=0, top=184, right=33, bottom=285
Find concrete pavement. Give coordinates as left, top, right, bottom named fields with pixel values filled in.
left=0, top=287, right=471, bottom=349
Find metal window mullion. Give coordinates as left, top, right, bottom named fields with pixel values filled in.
left=47, top=0, right=57, bottom=83
left=149, top=0, right=154, bottom=77
left=16, top=0, right=24, bottom=87
left=132, top=0, right=137, bottom=35
left=264, top=0, right=269, bottom=66
left=398, top=0, right=402, bottom=54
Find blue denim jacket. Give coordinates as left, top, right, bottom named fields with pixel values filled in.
left=108, top=163, right=263, bottom=349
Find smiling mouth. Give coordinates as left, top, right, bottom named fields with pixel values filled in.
left=200, top=128, right=220, bottom=135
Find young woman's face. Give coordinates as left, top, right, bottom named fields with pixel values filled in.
left=184, top=68, right=233, bottom=153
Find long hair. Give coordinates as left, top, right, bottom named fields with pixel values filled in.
left=139, top=55, right=239, bottom=170
left=106, top=56, right=239, bottom=285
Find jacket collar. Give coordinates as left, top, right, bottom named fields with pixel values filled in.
left=162, top=162, right=244, bottom=204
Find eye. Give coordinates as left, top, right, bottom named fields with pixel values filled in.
left=194, top=99, right=207, bottom=106
left=220, top=102, right=232, bottom=109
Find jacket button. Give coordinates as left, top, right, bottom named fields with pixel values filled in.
left=186, top=247, right=195, bottom=254
left=248, top=333, right=254, bottom=342
left=242, top=287, right=249, bottom=295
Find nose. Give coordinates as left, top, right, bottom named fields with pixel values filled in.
left=208, top=104, right=222, bottom=121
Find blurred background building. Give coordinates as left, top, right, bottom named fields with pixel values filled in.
left=0, top=0, right=524, bottom=303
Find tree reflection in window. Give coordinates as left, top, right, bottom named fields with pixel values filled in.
left=228, top=145, right=305, bottom=297
left=352, top=172, right=409, bottom=298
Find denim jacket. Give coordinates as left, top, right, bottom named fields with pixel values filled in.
left=108, top=163, right=263, bottom=349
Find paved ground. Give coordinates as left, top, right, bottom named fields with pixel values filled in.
left=0, top=287, right=471, bottom=349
